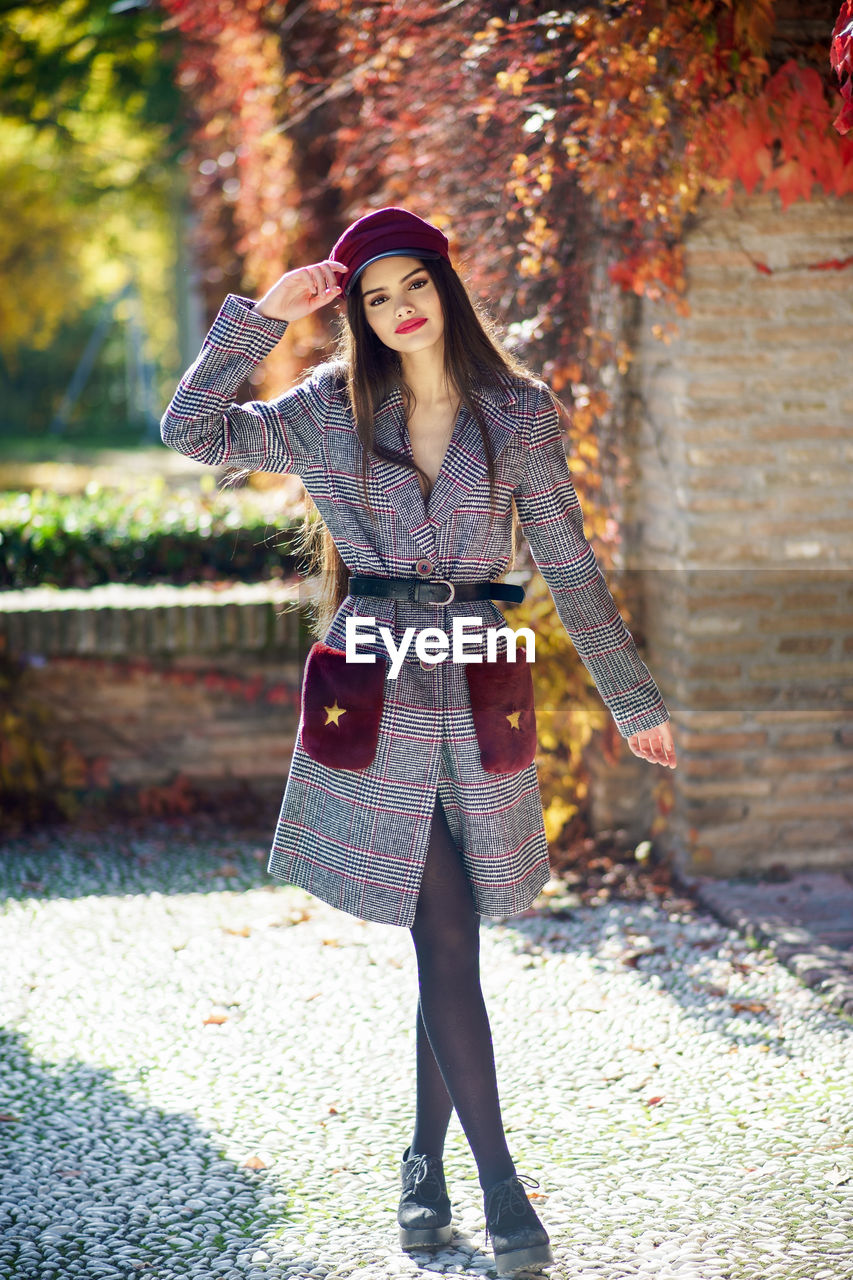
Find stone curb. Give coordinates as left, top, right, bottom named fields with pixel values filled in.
left=678, top=870, right=853, bottom=1021
left=0, top=579, right=309, bottom=659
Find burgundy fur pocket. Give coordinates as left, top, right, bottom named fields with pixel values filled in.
left=464, top=646, right=537, bottom=774
left=300, top=642, right=388, bottom=770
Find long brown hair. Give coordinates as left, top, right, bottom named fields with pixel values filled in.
left=298, top=255, right=558, bottom=637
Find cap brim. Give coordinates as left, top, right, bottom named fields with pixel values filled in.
left=345, top=249, right=443, bottom=296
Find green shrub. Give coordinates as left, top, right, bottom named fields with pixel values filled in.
left=0, top=482, right=305, bottom=588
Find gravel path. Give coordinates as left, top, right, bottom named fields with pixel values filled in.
left=1, top=826, right=851, bottom=1280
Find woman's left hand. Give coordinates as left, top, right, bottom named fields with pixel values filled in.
left=627, top=719, right=677, bottom=768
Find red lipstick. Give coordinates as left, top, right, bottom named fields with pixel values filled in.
left=395, top=317, right=427, bottom=334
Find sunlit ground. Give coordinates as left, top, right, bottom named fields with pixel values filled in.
left=0, top=826, right=850, bottom=1280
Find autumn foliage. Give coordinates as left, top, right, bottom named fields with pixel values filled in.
left=156, top=0, right=853, bottom=481
left=831, top=0, right=853, bottom=130
left=160, top=1, right=851, bottom=319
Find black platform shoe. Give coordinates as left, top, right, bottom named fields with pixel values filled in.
left=398, top=1145, right=453, bottom=1249
left=483, top=1173, right=554, bottom=1276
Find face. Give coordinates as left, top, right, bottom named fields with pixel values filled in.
left=359, top=254, right=445, bottom=354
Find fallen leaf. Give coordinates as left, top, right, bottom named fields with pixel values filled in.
left=203, top=1014, right=228, bottom=1025
left=731, top=1001, right=769, bottom=1014
left=208, top=862, right=240, bottom=879
left=242, top=1156, right=267, bottom=1170
left=621, top=945, right=666, bottom=967
left=268, top=908, right=312, bottom=926
left=223, top=926, right=251, bottom=938
left=646, top=1096, right=665, bottom=1106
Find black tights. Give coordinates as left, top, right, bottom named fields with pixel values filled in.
left=408, top=794, right=516, bottom=1193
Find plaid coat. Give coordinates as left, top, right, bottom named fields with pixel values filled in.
left=161, top=294, right=670, bottom=928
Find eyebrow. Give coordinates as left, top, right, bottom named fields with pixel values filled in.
left=361, top=266, right=426, bottom=297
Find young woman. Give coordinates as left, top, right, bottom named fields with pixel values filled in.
left=161, top=206, right=677, bottom=1277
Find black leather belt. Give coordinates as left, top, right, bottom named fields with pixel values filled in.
left=348, top=575, right=525, bottom=605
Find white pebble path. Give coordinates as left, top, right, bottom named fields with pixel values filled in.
left=0, top=826, right=851, bottom=1280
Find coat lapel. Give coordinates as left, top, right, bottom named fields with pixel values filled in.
left=370, top=377, right=520, bottom=558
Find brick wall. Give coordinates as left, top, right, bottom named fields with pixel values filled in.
left=2, top=582, right=312, bottom=827
left=25, top=651, right=303, bottom=804
left=626, top=190, right=853, bottom=876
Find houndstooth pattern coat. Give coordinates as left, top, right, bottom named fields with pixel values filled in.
left=160, top=294, right=670, bottom=928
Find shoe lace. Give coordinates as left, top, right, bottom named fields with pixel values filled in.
left=484, top=1173, right=540, bottom=1243
left=408, top=1154, right=444, bottom=1201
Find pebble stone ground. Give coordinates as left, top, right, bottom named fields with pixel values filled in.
left=1, top=824, right=851, bottom=1280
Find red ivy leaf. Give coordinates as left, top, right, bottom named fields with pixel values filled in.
left=808, top=255, right=853, bottom=270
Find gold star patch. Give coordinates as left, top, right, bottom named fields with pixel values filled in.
left=323, top=700, right=347, bottom=726
left=506, top=710, right=522, bottom=730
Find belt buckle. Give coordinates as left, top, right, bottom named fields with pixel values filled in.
left=428, top=578, right=455, bottom=605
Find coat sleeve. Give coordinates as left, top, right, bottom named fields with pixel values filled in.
left=160, top=293, right=336, bottom=473
left=513, top=383, right=670, bottom=740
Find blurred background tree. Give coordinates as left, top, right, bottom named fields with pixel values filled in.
left=0, top=0, right=185, bottom=443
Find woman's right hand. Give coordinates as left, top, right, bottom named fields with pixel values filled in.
left=252, top=259, right=348, bottom=323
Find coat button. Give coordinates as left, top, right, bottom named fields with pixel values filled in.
left=415, top=558, right=433, bottom=576
left=420, top=658, right=437, bottom=671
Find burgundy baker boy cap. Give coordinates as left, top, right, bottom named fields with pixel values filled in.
left=330, top=207, right=451, bottom=298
